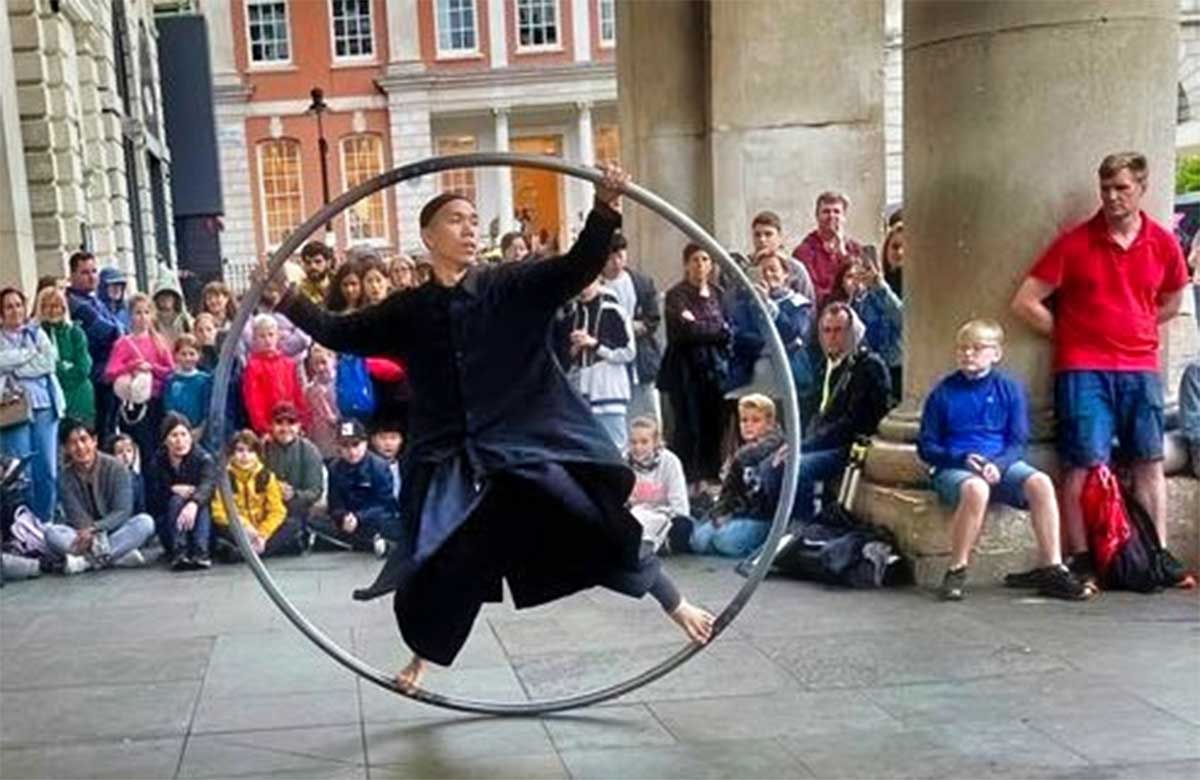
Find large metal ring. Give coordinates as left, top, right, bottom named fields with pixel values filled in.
left=210, top=152, right=801, bottom=716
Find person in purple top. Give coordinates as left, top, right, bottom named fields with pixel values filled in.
left=918, top=319, right=1092, bottom=602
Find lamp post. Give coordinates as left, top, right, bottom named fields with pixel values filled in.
left=308, top=87, right=334, bottom=244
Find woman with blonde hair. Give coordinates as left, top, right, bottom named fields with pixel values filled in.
left=36, top=285, right=95, bottom=426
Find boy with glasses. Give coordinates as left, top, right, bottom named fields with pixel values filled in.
left=918, top=319, right=1092, bottom=602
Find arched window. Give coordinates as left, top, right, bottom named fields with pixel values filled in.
left=340, top=134, right=388, bottom=244
left=258, top=139, right=304, bottom=248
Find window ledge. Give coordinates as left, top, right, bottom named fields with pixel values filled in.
left=248, top=63, right=299, bottom=73
left=514, top=45, right=564, bottom=55
left=435, top=50, right=484, bottom=61
left=331, top=58, right=380, bottom=70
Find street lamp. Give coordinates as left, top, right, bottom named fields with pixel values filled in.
left=308, top=87, right=334, bottom=243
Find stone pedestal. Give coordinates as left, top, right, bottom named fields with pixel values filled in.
left=859, top=0, right=1197, bottom=587
left=616, top=0, right=885, bottom=285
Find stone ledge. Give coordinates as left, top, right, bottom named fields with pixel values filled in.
left=854, top=477, right=1200, bottom=588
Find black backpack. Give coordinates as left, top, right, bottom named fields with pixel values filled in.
left=1106, top=484, right=1189, bottom=593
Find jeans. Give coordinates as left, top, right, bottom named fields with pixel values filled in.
left=793, top=447, right=850, bottom=522
left=44, top=514, right=155, bottom=562
left=157, top=494, right=212, bottom=558
left=0, top=407, right=59, bottom=522
left=594, top=412, right=628, bottom=452
left=690, top=517, right=770, bottom=558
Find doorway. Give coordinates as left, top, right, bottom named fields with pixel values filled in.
left=511, top=135, right=565, bottom=254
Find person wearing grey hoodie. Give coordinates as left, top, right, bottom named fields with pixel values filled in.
left=151, top=269, right=193, bottom=349
left=793, top=301, right=891, bottom=521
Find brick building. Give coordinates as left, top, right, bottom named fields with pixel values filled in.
left=201, top=0, right=620, bottom=281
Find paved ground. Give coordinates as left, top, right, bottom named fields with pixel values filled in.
left=1, top=552, right=1198, bottom=780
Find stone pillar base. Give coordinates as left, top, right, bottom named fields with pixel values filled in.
left=855, top=435, right=1200, bottom=588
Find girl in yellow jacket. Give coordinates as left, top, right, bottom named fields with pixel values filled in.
left=212, top=430, right=304, bottom=559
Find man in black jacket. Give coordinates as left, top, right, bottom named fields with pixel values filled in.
left=793, top=302, right=891, bottom=520
left=276, top=163, right=713, bottom=690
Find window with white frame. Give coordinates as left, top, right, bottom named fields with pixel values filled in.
left=598, top=0, right=615, bottom=46
left=516, top=0, right=559, bottom=50
left=330, top=0, right=374, bottom=59
left=341, top=134, right=388, bottom=243
left=436, top=136, right=477, bottom=202
left=246, top=0, right=290, bottom=64
left=436, top=0, right=478, bottom=55
left=258, top=139, right=304, bottom=247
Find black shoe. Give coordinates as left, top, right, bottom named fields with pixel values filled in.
left=1035, top=564, right=1094, bottom=601
left=170, top=554, right=192, bottom=571
left=939, top=566, right=967, bottom=601
left=1003, top=567, right=1043, bottom=589
left=1066, top=551, right=1096, bottom=580
left=667, top=516, right=695, bottom=555
left=192, top=555, right=213, bottom=570
left=213, top=537, right=242, bottom=563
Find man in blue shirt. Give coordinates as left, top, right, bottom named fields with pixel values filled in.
left=66, top=252, right=125, bottom=439
left=918, top=319, right=1092, bottom=602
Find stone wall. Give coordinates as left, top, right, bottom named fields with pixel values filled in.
left=6, top=0, right=170, bottom=288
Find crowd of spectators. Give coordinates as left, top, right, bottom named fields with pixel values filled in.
left=1, top=151, right=1197, bottom=602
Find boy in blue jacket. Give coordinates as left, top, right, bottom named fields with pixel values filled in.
left=164, top=335, right=213, bottom=440
left=312, top=419, right=399, bottom=556
left=918, top=319, right=1091, bottom=602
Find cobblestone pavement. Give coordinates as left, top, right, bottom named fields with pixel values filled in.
left=2, top=553, right=1198, bottom=779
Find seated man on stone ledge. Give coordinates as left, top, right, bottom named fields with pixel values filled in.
left=918, top=319, right=1092, bottom=602
left=791, top=302, right=892, bottom=521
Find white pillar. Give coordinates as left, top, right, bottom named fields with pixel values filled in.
left=568, top=100, right=595, bottom=234
left=488, top=0, right=508, bottom=68
left=387, top=91, right=436, bottom=254
left=572, top=0, right=590, bottom=63
left=205, top=0, right=239, bottom=85
left=492, top=107, right=513, bottom=233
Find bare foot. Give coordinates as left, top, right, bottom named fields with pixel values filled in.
left=669, top=599, right=715, bottom=645
left=395, top=655, right=427, bottom=691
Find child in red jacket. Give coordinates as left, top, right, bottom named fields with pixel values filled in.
left=243, top=313, right=307, bottom=435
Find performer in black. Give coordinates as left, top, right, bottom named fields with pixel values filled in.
left=277, top=163, right=714, bottom=688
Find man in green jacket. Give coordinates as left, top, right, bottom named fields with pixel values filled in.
left=49, top=419, right=155, bottom=573
left=262, top=402, right=325, bottom=543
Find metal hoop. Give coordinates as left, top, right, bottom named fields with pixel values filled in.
left=210, top=152, right=801, bottom=716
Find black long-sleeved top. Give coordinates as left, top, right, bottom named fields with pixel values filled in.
left=804, top=344, right=891, bottom=452
left=277, top=204, right=654, bottom=607
left=146, top=445, right=218, bottom=518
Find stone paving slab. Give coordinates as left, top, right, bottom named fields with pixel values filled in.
left=1, top=554, right=1198, bottom=779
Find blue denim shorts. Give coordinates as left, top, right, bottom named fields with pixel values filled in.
left=1054, top=370, right=1164, bottom=467
left=931, top=460, right=1041, bottom=509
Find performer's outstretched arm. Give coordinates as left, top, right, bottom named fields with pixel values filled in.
left=277, top=289, right=410, bottom=358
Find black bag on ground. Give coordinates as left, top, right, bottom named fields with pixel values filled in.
left=1107, top=484, right=1188, bottom=593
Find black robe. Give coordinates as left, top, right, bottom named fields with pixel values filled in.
left=278, top=204, right=658, bottom=664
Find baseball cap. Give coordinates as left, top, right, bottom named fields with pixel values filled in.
left=271, top=401, right=300, bottom=423
left=336, top=418, right=367, bottom=443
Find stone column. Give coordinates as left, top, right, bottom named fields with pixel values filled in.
left=385, top=91, right=436, bottom=254
left=492, top=107, right=513, bottom=233
left=571, top=0, right=590, bottom=63
left=566, top=100, right=595, bottom=235
left=386, top=0, right=422, bottom=67
left=487, top=0, right=508, bottom=69
left=0, top=0, right=37, bottom=293
left=616, top=0, right=885, bottom=283
left=859, top=0, right=1196, bottom=583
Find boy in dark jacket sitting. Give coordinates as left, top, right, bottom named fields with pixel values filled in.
left=689, top=394, right=785, bottom=558
left=918, top=319, right=1090, bottom=602
left=310, top=419, right=398, bottom=556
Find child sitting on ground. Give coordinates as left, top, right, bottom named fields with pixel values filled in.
left=689, top=394, right=786, bottom=558
left=311, top=419, right=398, bottom=556
left=164, top=334, right=213, bottom=440
left=917, top=319, right=1092, bottom=602
left=243, top=313, right=307, bottom=436
left=369, top=420, right=404, bottom=501
left=211, top=430, right=304, bottom=560
left=107, top=433, right=146, bottom=517
left=626, top=416, right=693, bottom=554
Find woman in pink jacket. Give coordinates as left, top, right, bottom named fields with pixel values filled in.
left=106, top=293, right=175, bottom=463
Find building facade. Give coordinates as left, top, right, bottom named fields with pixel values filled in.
left=2, top=0, right=174, bottom=294
left=202, top=0, right=620, bottom=280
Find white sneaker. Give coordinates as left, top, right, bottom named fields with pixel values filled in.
left=372, top=535, right=388, bottom=559
left=63, top=554, right=91, bottom=575
left=114, top=549, right=146, bottom=568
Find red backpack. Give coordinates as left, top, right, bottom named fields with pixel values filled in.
left=1081, top=465, right=1192, bottom=592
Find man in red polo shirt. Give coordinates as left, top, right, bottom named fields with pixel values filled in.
left=792, top=191, right=864, bottom=310
left=1011, top=152, right=1189, bottom=579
